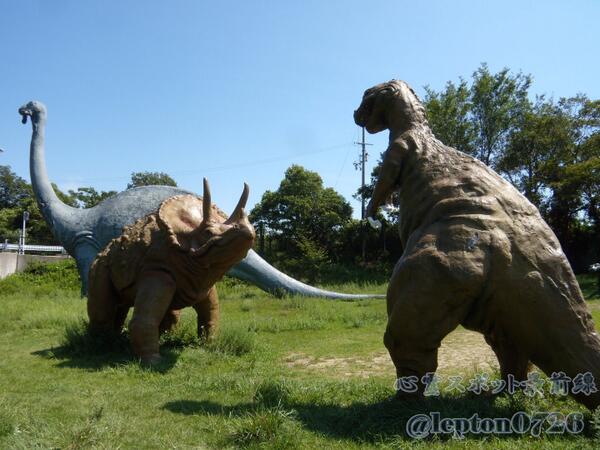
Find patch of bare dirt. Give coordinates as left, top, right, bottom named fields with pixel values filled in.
left=284, top=329, right=498, bottom=378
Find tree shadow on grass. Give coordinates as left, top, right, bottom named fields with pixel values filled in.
left=161, top=394, right=593, bottom=443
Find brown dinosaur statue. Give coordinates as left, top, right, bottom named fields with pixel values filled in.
left=354, top=79, right=600, bottom=409
left=87, top=178, right=255, bottom=364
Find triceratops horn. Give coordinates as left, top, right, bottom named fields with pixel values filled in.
left=203, top=178, right=212, bottom=222
left=226, top=183, right=249, bottom=224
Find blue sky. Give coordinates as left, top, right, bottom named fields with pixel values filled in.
left=1, top=1, right=598, bottom=217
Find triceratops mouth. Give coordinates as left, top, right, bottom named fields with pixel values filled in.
left=189, top=226, right=252, bottom=257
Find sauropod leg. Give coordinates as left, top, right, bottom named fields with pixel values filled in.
left=193, top=287, right=220, bottom=339
left=159, top=309, right=181, bottom=334
left=129, top=271, right=176, bottom=364
left=87, top=261, right=120, bottom=333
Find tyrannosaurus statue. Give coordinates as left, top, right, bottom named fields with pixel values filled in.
left=88, top=178, right=254, bottom=364
left=354, top=79, right=600, bottom=409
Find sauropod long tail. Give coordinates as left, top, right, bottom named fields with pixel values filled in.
left=230, top=251, right=385, bottom=300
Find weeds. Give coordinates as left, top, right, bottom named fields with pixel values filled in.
left=59, top=319, right=130, bottom=357
left=227, top=404, right=298, bottom=448
left=0, top=411, right=14, bottom=438
left=207, top=326, right=257, bottom=356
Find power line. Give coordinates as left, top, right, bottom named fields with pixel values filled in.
left=50, top=142, right=353, bottom=184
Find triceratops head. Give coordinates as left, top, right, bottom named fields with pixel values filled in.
left=158, top=178, right=255, bottom=269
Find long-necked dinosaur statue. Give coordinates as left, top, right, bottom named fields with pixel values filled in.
left=19, top=100, right=380, bottom=300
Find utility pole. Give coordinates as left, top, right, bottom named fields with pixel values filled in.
left=354, top=127, right=372, bottom=219
left=354, top=127, right=372, bottom=261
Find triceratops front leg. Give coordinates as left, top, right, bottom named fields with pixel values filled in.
left=129, top=271, right=176, bottom=364
left=193, top=287, right=220, bottom=339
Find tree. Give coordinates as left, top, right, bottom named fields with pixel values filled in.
left=424, top=79, right=476, bottom=154
left=0, top=165, right=30, bottom=209
left=470, top=64, right=531, bottom=167
left=497, top=97, right=574, bottom=208
left=69, top=187, right=117, bottom=208
left=423, top=63, right=531, bottom=169
left=0, top=165, right=77, bottom=244
left=250, top=165, right=352, bottom=279
left=499, top=95, right=600, bottom=269
left=127, top=171, right=177, bottom=189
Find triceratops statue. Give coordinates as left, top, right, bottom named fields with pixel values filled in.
left=88, top=179, right=254, bottom=364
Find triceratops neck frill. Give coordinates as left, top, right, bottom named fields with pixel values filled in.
left=157, top=194, right=226, bottom=252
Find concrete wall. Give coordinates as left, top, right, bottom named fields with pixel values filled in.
left=0, top=253, right=71, bottom=279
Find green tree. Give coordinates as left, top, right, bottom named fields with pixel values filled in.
left=423, top=63, right=531, bottom=168
left=470, top=64, right=531, bottom=167
left=0, top=166, right=77, bottom=244
left=499, top=95, right=600, bottom=268
left=0, top=165, right=30, bottom=209
left=127, top=171, right=177, bottom=189
left=69, top=187, right=117, bottom=208
left=250, top=165, right=352, bottom=279
left=424, top=79, right=476, bottom=154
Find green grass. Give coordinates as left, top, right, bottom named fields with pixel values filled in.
left=1, top=263, right=600, bottom=448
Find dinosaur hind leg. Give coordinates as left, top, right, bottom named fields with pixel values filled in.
left=87, top=260, right=120, bottom=333
left=384, top=249, right=481, bottom=395
left=484, top=330, right=530, bottom=383
left=159, top=309, right=181, bottom=334
left=114, top=305, right=130, bottom=332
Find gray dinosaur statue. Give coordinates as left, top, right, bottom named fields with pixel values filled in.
left=19, top=100, right=379, bottom=299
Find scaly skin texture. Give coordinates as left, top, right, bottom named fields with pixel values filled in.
left=87, top=181, right=255, bottom=364
left=354, top=80, right=600, bottom=409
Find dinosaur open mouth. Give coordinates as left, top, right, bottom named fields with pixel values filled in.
left=20, top=113, right=28, bottom=124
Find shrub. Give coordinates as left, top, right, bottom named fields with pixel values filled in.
left=0, top=258, right=80, bottom=295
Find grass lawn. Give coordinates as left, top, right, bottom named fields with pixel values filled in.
left=1, top=260, right=600, bottom=449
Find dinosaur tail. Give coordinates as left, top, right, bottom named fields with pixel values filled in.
left=228, top=250, right=384, bottom=300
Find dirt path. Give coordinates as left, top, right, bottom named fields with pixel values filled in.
left=285, top=328, right=498, bottom=378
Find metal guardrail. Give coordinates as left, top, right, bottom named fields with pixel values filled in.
left=1, top=242, right=66, bottom=254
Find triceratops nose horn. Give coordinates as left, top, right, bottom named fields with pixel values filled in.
left=203, top=177, right=212, bottom=222
left=226, top=182, right=249, bottom=224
